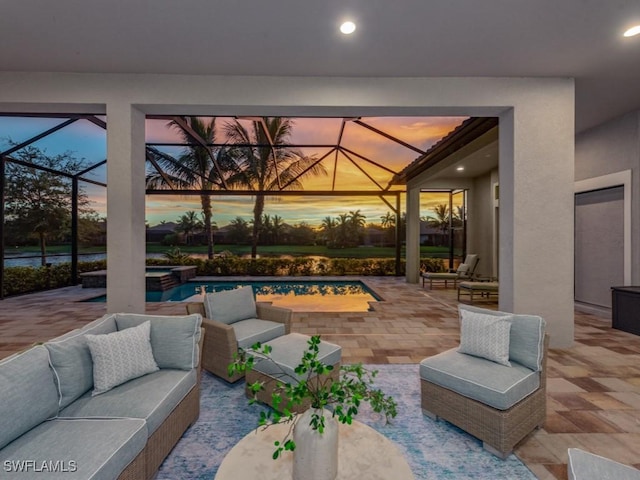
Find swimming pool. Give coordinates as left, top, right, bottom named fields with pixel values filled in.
left=85, top=280, right=382, bottom=312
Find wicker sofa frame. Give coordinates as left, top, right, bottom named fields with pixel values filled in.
left=186, top=302, right=291, bottom=383
left=421, top=334, right=549, bottom=459
left=117, top=327, right=204, bottom=480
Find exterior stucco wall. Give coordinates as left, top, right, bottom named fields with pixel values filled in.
left=0, top=73, right=575, bottom=347
left=575, top=111, right=640, bottom=284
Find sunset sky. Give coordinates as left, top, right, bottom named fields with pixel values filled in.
left=0, top=115, right=466, bottom=228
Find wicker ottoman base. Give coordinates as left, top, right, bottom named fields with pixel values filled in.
left=245, top=333, right=342, bottom=413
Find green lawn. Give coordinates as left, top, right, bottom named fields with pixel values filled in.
left=145, top=243, right=452, bottom=259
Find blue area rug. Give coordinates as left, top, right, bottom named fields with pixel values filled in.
left=157, top=365, right=536, bottom=479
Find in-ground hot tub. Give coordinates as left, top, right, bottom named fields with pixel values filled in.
left=80, top=266, right=197, bottom=291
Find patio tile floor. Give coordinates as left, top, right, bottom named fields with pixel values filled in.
left=1, top=277, right=639, bottom=479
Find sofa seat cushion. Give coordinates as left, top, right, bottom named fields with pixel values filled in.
left=0, top=346, right=60, bottom=450
left=59, top=369, right=196, bottom=436
left=233, top=318, right=286, bottom=349
left=0, top=417, right=146, bottom=480
left=419, top=348, right=539, bottom=410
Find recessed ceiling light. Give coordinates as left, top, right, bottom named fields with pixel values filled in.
left=456, top=166, right=465, bottom=171
left=340, top=21, right=356, bottom=35
left=623, top=25, right=640, bottom=37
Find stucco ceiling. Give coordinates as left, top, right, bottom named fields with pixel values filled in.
left=1, top=0, right=639, bottom=132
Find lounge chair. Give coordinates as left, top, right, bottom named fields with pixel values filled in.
left=421, top=254, right=479, bottom=289
left=185, top=286, right=291, bottom=382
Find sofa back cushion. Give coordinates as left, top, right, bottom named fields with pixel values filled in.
left=45, top=315, right=118, bottom=408
left=458, top=304, right=546, bottom=371
left=0, top=346, right=60, bottom=449
left=115, top=313, right=203, bottom=370
left=46, top=332, right=94, bottom=409
left=203, top=286, right=257, bottom=325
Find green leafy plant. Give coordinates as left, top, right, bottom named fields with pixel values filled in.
left=229, top=335, right=397, bottom=460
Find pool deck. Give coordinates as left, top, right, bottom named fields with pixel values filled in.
left=1, top=277, right=639, bottom=479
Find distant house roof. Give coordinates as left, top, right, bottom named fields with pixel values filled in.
left=148, top=222, right=178, bottom=233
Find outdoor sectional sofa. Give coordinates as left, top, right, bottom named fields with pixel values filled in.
left=0, top=312, right=203, bottom=480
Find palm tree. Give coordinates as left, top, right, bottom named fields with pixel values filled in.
left=426, top=204, right=450, bottom=247
left=336, top=213, right=350, bottom=247
left=380, top=211, right=395, bottom=229
left=224, top=117, right=326, bottom=258
left=146, top=117, right=233, bottom=259
left=348, top=209, right=366, bottom=245
left=271, top=214, right=284, bottom=245
left=320, top=216, right=336, bottom=247
left=175, top=210, right=203, bottom=245
left=228, top=216, right=250, bottom=244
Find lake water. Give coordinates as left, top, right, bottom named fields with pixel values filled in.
left=3, top=253, right=166, bottom=268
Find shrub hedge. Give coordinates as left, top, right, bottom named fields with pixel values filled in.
left=2, top=256, right=446, bottom=297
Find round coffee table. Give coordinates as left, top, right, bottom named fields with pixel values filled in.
left=215, top=419, right=414, bottom=479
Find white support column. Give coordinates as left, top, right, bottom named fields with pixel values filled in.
left=405, top=186, right=421, bottom=283
left=499, top=102, right=575, bottom=348
left=106, top=102, right=146, bottom=313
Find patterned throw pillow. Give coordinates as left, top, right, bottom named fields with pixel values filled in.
left=458, top=308, right=513, bottom=366
left=85, top=320, right=159, bottom=395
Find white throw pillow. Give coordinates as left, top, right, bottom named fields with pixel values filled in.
left=458, top=308, right=512, bottom=366
left=203, top=285, right=257, bottom=324
left=85, top=320, right=159, bottom=395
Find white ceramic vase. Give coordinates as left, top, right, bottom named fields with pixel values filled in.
left=292, top=408, right=339, bottom=480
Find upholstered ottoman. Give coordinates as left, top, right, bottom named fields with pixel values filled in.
left=246, top=333, right=342, bottom=413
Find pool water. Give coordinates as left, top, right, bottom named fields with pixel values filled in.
left=85, top=280, right=381, bottom=312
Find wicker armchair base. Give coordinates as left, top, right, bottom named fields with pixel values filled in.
left=421, top=379, right=545, bottom=459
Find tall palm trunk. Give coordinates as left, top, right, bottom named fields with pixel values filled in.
left=251, top=194, right=265, bottom=259
left=201, top=193, right=215, bottom=259
left=38, top=232, right=47, bottom=266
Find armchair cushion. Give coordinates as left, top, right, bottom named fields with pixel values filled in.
left=419, top=348, right=539, bottom=410
left=203, top=286, right=257, bottom=324
left=232, top=319, right=287, bottom=349
left=459, top=305, right=546, bottom=371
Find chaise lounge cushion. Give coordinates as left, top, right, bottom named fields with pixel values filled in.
left=419, top=348, right=539, bottom=410
left=203, top=286, right=257, bottom=324
left=459, top=305, right=546, bottom=371
left=115, top=313, right=202, bottom=370
left=0, top=418, right=147, bottom=480
left=59, top=369, right=197, bottom=436
left=232, top=318, right=287, bottom=349
left=85, top=321, right=159, bottom=395
left=0, top=346, right=60, bottom=450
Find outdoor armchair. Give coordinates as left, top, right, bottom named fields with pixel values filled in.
left=186, top=286, right=291, bottom=382
left=421, top=254, right=479, bottom=289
